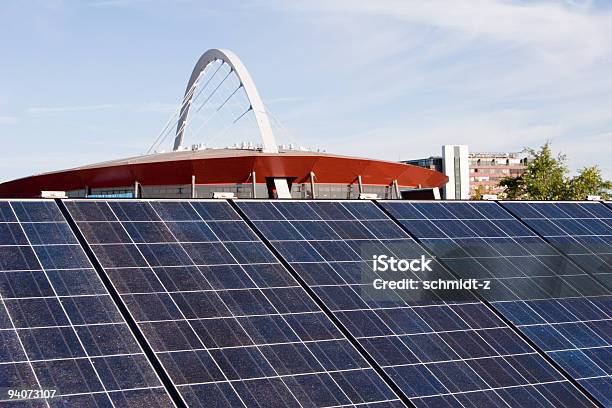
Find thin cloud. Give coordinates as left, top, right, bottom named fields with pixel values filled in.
left=27, top=104, right=129, bottom=114
left=265, top=96, right=305, bottom=104
left=88, top=0, right=154, bottom=8
left=136, top=103, right=177, bottom=113
left=264, top=0, right=612, bottom=178
left=285, top=0, right=612, bottom=67
left=26, top=102, right=178, bottom=115
left=0, top=116, right=19, bottom=125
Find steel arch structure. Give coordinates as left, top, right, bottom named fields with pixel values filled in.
left=173, top=48, right=278, bottom=153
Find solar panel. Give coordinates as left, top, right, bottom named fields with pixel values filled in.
left=381, top=200, right=611, bottom=407
left=237, top=200, right=594, bottom=407
left=65, top=199, right=403, bottom=407
left=0, top=200, right=173, bottom=407
left=501, top=201, right=612, bottom=289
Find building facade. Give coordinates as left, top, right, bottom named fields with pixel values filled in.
left=469, top=152, right=528, bottom=196
left=442, top=144, right=470, bottom=200
left=403, top=147, right=528, bottom=199
left=403, top=156, right=443, bottom=173
left=0, top=147, right=449, bottom=199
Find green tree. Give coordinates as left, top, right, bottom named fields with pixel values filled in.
left=471, top=185, right=486, bottom=200
left=499, top=142, right=567, bottom=200
left=498, top=142, right=611, bottom=200
left=567, top=166, right=611, bottom=200
left=498, top=175, right=522, bottom=199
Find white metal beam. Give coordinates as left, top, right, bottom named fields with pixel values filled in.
left=173, top=49, right=278, bottom=153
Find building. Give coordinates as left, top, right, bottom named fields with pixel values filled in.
left=469, top=152, right=528, bottom=196
left=402, top=156, right=442, bottom=173
left=403, top=146, right=528, bottom=199
left=0, top=48, right=447, bottom=200
left=0, top=146, right=448, bottom=199
left=442, top=144, right=470, bottom=200
left=402, top=145, right=469, bottom=199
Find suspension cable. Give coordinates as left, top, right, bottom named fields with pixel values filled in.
left=145, top=69, right=205, bottom=154
left=146, top=60, right=226, bottom=154
left=177, top=67, right=235, bottom=142
left=265, top=102, right=301, bottom=147
left=188, top=61, right=225, bottom=114
left=148, top=55, right=287, bottom=154
left=193, top=67, right=233, bottom=114
left=190, top=79, right=253, bottom=148
left=233, top=105, right=252, bottom=124
left=216, top=84, right=243, bottom=112
left=185, top=82, right=243, bottom=143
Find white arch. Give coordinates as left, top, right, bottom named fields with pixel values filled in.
left=173, top=48, right=278, bottom=153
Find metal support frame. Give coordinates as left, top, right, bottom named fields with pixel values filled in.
left=252, top=171, right=257, bottom=199
left=56, top=200, right=187, bottom=407
left=373, top=200, right=606, bottom=407
left=309, top=171, right=316, bottom=199
left=173, top=49, right=278, bottom=153
left=392, top=179, right=400, bottom=199
left=229, top=200, right=416, bottom=407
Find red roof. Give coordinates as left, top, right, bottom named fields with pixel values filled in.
left=0, top=149, right=448, bottom=197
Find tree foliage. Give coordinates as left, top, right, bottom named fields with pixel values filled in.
left=498, top=142, right=611, bottom=200
left=471, top=185, right=486, bottom=200
left=567, top=166, right=612, bottom=199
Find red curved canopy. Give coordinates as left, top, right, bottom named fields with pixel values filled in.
left=0, top=151, right=448, bottom=198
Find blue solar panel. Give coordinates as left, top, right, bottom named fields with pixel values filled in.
left=66, top=200, right=403, bottom=407
left=501, top=201, right=612, bottom=289
left=382, top=200, right=611, bottom=407
left=0, top=201, right=173, bottom=407
left=238, top=200, right=594, bottom=407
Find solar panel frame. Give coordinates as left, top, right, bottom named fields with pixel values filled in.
left=500, top=201, right=612, bottom=291
left=65, top=199, right=405, bottom=408
left=4, top=197, right=608, bottom=407
left=0, top=199, right=175, bottom=407
left=381, top=199, right=611, bottom=407
left=237, top=199, right=595, bottom=408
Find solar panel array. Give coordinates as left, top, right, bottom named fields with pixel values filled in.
left=381, top=201, right=612, bottom=407
left=0, top=201, right=173, bottom=407
left=236, top=200, right=595, bottom=408
left=1, top=198, right=610, bottom=408
left=500, top=202, right=612, bottom=290
left=65, top=200, right=402, bottom=407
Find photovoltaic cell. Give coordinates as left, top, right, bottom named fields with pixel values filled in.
left=0, top=201, right=173, bottom=407
left=382, top=200, right=611, bottom=407
left=238, top=200, right=594, bottom=408
left=66, top=199, right=403, bottom=408
left=501, top=201, right=612, bottom=289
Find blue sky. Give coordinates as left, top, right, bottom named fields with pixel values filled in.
left=1, top=0, right=612, bottom=182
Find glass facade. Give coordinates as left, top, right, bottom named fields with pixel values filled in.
left=142, top=184, right=191, bottom=198
left=68, top=183, right=400, bottom=199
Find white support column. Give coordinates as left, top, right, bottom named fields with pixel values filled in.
left=273, top=179, right=292, bottom=199
left=357, top=175, right=363, bottom=195
left=191, top=175, right=196, bottom=198
left=310, top=171, right=316, bottom=199
left=393, top=179, right=400, bottom=199
left=252, top=171, right=257, bottom=198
